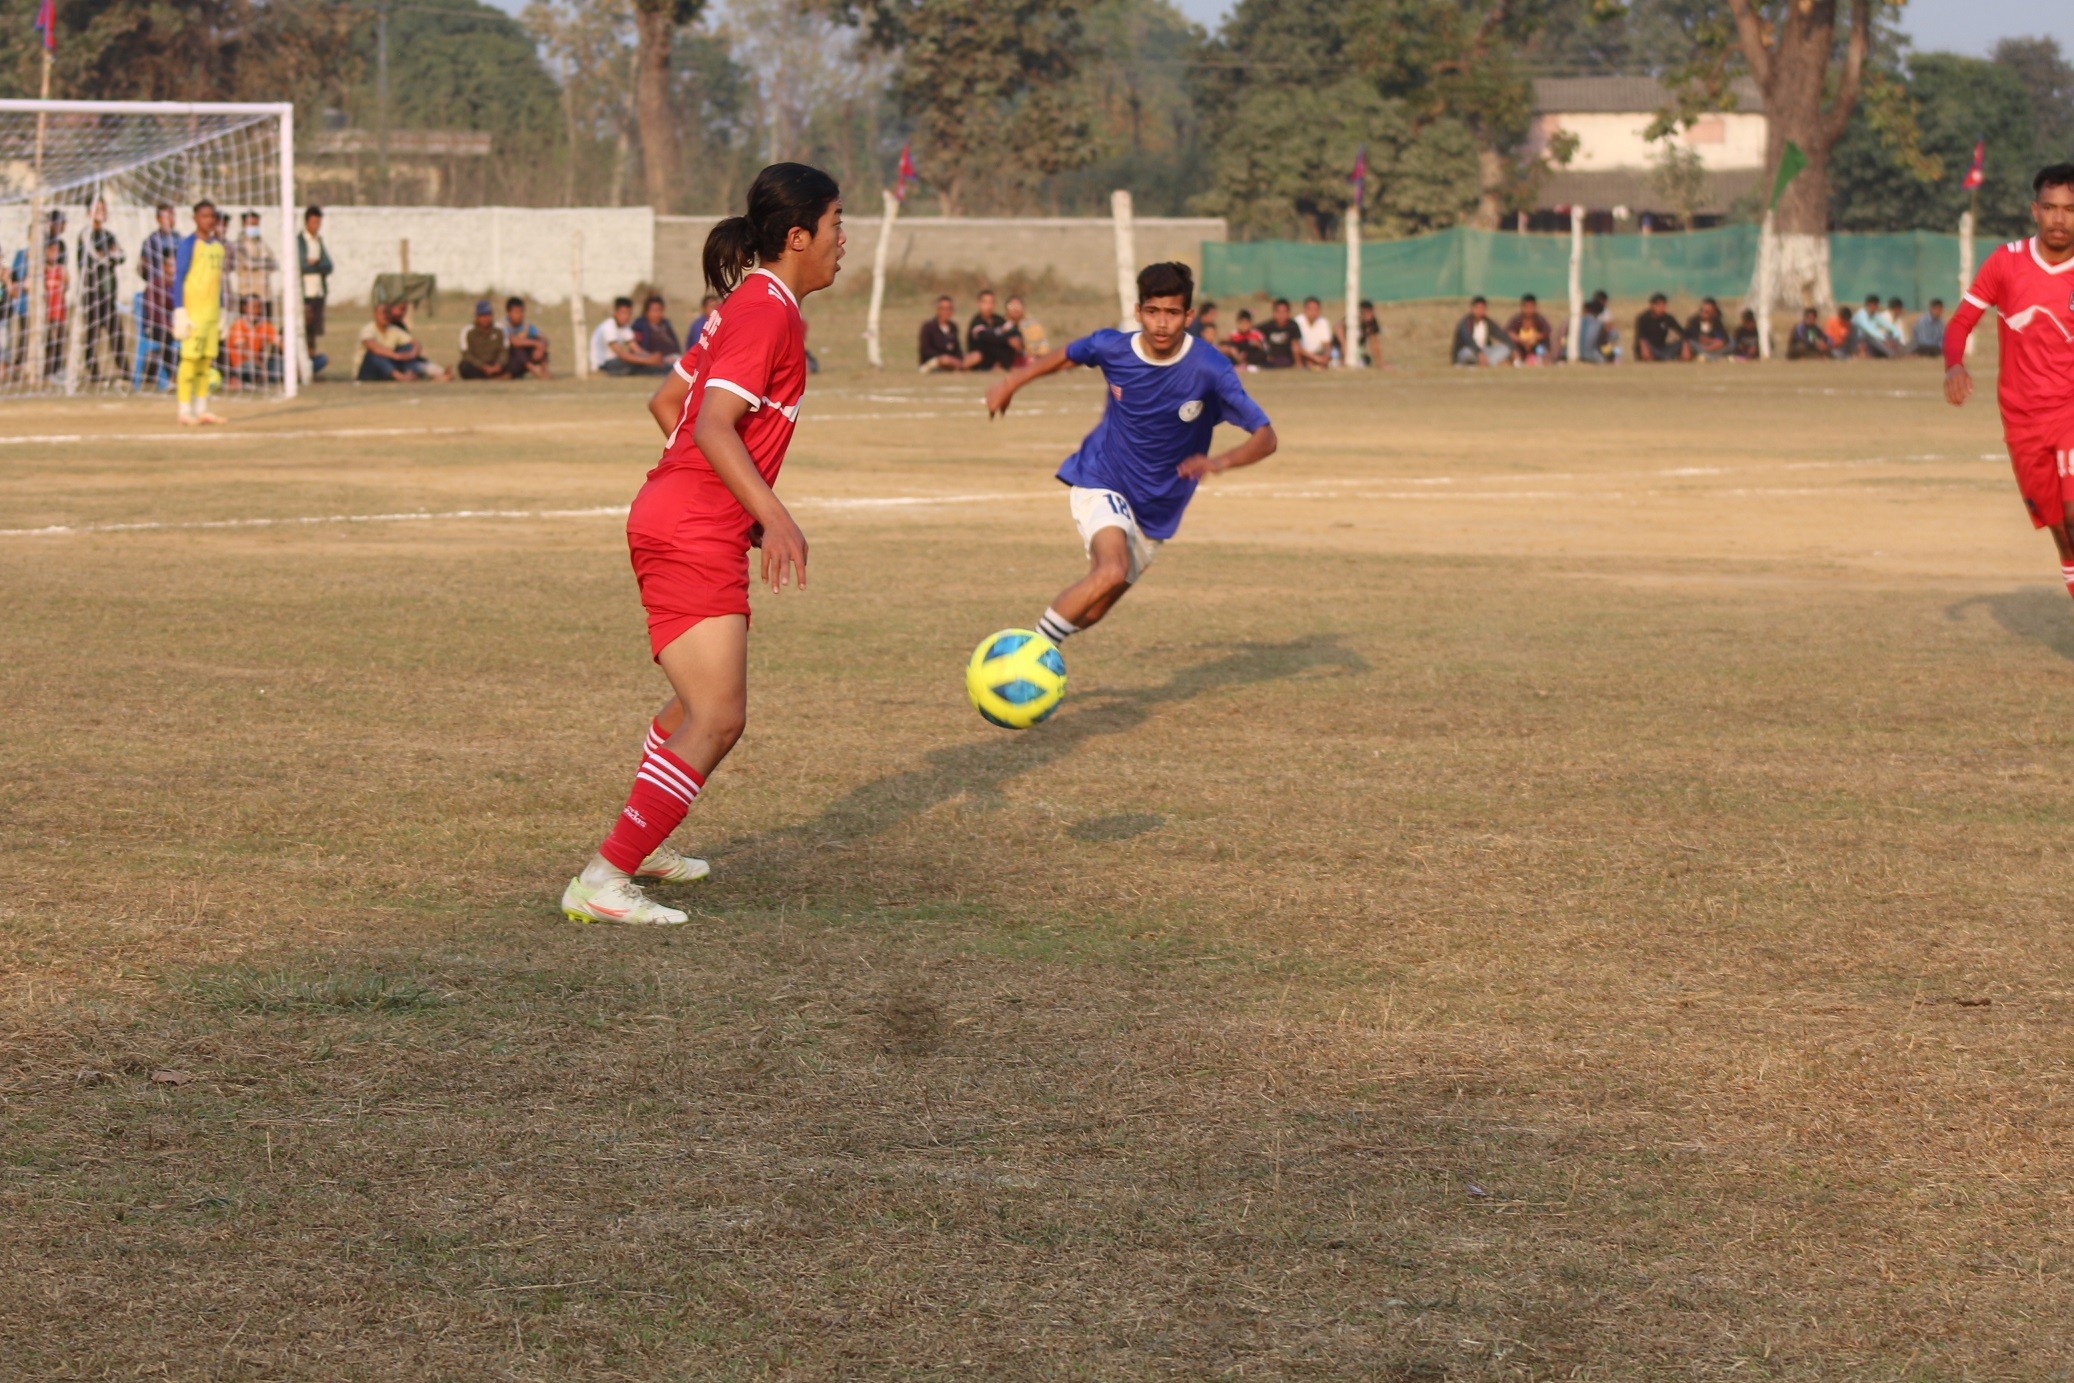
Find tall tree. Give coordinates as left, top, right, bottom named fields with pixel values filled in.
left=825, top=0, right=1097, bottom=214
left=1994, top=36, right=2074, bottom=170
left=0, top=0, right=352, bottom=105
left=1828, top=53, right=2037, bottom=236
left=633, top=0, right=703, bottom=211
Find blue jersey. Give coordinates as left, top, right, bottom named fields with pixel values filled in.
left=1055, top=329, right=1271, bottom=540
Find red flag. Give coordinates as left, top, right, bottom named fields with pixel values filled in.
left=33, top=0, right=56, bottom=53
left=1349, top=144, right=1368, bottom=206
left=895, top=144, right=918, bottom=201
left=1961, top=138, right=1985, bottom=190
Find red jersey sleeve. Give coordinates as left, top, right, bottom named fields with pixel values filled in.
left=702, top=293, right=782, bottom=413
left=1943, top=250, right=2004, bottom=368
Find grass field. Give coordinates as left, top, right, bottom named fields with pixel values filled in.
left=5, top=326, right=2074, bottom=1379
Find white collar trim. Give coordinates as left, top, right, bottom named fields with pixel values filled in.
left=1130, top=330, right=1192, bottom=367
left=751, top=267, right=800, bottom=307
left=2028, top=238, right=2074, bottom=275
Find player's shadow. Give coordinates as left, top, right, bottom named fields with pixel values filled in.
left=1945, top=587, right=2074, bottom=662
left=719, top=635, right=1369, bottom=867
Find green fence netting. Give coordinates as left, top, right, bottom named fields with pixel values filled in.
left=1203, top=226, right=1968, bottom=307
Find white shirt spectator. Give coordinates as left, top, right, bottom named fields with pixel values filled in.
left=1297, top=311, right=1336, bottom=361
left=590, top=318, right=636, bottom=370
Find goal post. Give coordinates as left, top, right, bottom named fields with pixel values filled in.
left=0, top=99, right=298, bottom=400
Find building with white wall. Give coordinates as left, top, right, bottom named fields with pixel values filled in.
left=1524, top=76, right=1768, bottom=227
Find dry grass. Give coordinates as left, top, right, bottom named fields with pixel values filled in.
left=4, top=337, right=2073, bottom=1379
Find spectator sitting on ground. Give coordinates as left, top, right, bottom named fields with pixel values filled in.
left=1731, top=308, right=1762, bottom=360
left=1357, top=299, right=1383, bottom=366
left=1295, top=295, right=1336, bottom=367
left=967, top=289, right=1017, bottom=371
left=357, top=301, right=446, bottom=381
left=460, top=299, right=513, bottom=379
left=1504, top=293, right=1553, bottom=364
left=1261, top=298, right=1302, bottom=368
left=1911, top=298, right=1945, bottom=357
left=1686, top=297, right=1732, bottom=361
left=633, top=294, right=682, bottom=363
left=1574, top=298, right=1619, bottom=363
left=1223, top=308, right=1266, bottom=370
left=1885, top=296, right=1910, bottom=346
left=919, top=295, right=969, bottom=371
left=1003, top=294, right=1046, bottom=362
left=1190, top=300, right=1221, bottom=344
left=1634, top=293, right=1692, bottom=361
left=592, top=296, right=668, bottom=375
left=1452, top=296, right=1513, bottom=366
left=226, top=294, right=282, bottom=388
left=1851, top=294, right=1900, bottom=358
left=1786, top=307, right=1830, bottom=359
left=1824, top=305, right=1854, bottom=357
left=500, top=298, right=550, bottom=378
left=687, top=293, right=719, bottom=346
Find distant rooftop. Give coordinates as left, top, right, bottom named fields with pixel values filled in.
left=1531, top=76, right=1765, bottom=115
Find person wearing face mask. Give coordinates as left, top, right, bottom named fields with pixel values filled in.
left=227, top=210, right=278, bottom=317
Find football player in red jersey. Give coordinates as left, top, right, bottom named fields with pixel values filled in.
left=562, top=164, right=844, bottom=926
left=1944, top=164, right=2074, bottom=597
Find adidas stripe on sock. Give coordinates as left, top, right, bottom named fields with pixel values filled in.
left=597, top=745, right=705, bottom=874
left=1036, top=607, right=1079, bottom=643
left=2061, top=562, right=2074, bottom=601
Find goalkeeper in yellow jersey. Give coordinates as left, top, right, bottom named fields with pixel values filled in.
left=173, top=201, right=227, bottom=426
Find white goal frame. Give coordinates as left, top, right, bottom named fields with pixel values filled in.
left=0, top=99, right=299, bottom=399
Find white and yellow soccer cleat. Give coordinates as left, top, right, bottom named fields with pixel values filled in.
left=635, top=842, right=712, bottom=885
left=560, top=874, right=689, bottom=926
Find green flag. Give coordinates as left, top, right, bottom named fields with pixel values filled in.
left=1768, top=142, right=1808, bottom=210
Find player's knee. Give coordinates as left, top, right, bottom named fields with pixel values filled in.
left=1092, top=553, right=1131, bottom=594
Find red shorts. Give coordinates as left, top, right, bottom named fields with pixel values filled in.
left=2006, top=428, right=2074, bottom=529
left=629, top=531, right=752, bottom=658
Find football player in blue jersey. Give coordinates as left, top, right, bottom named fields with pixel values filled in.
left=984, top=261, right=1279, bottom=645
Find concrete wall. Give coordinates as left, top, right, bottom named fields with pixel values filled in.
left=654, top=214, right=1228, bottom=308
left=315, top=206, right=654, bottom=306
left=1526, top=111, right=1768, bottom=172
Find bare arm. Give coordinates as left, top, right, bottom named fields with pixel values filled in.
left=1177, top=423, right=1278, bottom=482
left=691, top=387, right=806, bottom=592
left=648, top=366, right=691, bottom=436
left=985, top=347, right=1076, bottom=418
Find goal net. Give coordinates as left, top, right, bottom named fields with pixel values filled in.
left=0, top=100, right=298, bottom=400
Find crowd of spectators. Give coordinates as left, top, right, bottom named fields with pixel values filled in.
left=918, top=290, right=1049, bottom=371
left=1443, top=287, right=1946, bottom=366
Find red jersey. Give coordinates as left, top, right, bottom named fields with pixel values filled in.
left=629, top=268, right=806, bottom=544
left=1945, top=237, right=2074, bottom=440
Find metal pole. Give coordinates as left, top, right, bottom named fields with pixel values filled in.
left=1567, top=206, right=1584, bottom=364
left=1755, top=208, right=1774, bottom=361
left=26, top=51, right=52, bottom=389
left=864, top=187, right=898, bottom=369
left=570, top=230, right=590, bottom=380
left=1342, top=200, right=1361, bottom=368
left=1111, top=189, right=1137, bottom=331
left=1959, top=195, right=1977, bottom=361
left=279, top=103, right=301, bottom=397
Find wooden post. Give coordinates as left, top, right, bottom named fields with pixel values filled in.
left=399, top=238, right=410, bottom=275
left=1755, top=208, right=1775, bottom=361
left=1958, top=203, right=1976, bottom=361
left=569, top=230, right=590, bottom=380
left=25, top=52, right=52, bottom=388
left=1566, top=207, right=1584, bottom=364
left=864, top=187, right=899, bottom=369
left=1111, top=189, right=1137, bottom=331
left=1342, top=199, right=1361, bottom=368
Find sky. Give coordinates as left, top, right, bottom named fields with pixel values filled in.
left=483, top=0, right=2073, bottom=61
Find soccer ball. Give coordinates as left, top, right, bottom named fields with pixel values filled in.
left=965, top=629, right=1067, bottom=728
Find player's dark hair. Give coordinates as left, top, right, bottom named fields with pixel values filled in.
left=304, top=205, right=324, bottom=220
left=2033, top=163, right=2074, bottom=195
left=644, top=295, right=665, bottom=310
left=1521, top=293, right=1538, bottom=304
left=614, top=296, right=634, bottom=311
left=155, top=202, right=173, bottom=214
left=1199, top=299, right=1217, bottom=312
left=1470, top=295, right=1487, bottom=306
left=703, top=161, right=841, bottom=297
left=193, top=199, right=216, bottom=215
left=1136, top=261, right=1194, bottom=308
left=505, top=295, right=525, bottom=311
left=1930, top=297, right=1944, bottom=308
left=1648, top=291, right=1667, bottom=304
left=1272, top=296, right=1291, bottom=309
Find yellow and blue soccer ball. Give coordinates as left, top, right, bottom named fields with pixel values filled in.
left=965, top=629, right=1067, bottom=728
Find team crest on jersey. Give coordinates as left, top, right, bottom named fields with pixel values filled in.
left=1177, top=399, right=1203, bottom=422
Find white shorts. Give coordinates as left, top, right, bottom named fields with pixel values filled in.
left=1069, top=486, right=1163, bottom=584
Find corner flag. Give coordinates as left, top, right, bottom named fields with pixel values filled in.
left=895, top=145, right=917, bottom=201
left=33, top=0, right=56, bottom=52
left=1768, top=141, right=1807, bottom=211
left=1961, top=138, right=1985, bottom=190
left=1349, top=144, right=1367, bottom=207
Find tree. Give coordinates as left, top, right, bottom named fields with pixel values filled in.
left=826, top=0, right=1097, bottom=214
left=1994, top=37, right=2074, bottom=172
left=0, top=0, right=352, bottom=106
left=1647, top=138, right=1707, bottom=226
left=1828, top=53, right=2036, bottom=236
left=633, top=0, right=702, bottom=211
left=1044, top=0, right=1206, bottom=215
left=1191, top=0, right=1537, bottom=239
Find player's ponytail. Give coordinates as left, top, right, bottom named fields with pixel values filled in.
left=702, top=162, right=842, bottom=297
